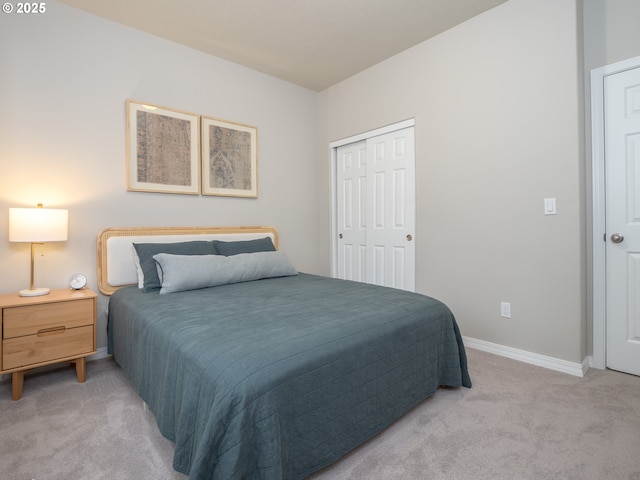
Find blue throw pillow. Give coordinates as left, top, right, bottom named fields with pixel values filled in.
left=212, top=237, right=276, bottom=256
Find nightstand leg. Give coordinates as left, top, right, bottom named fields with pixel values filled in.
left=11, top=371, right=24, bottom=401
left=74, top=357, right=86, bottom=383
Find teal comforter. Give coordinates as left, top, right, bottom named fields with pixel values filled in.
left=108, top=273, right=471, bottom=479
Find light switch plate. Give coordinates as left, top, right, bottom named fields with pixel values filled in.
left=544, top=198, right=557, bottom=215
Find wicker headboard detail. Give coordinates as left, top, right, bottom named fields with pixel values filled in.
left=96, top=226, right=278, bottom=295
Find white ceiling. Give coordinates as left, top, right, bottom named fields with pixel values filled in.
left=58, top=0, right=507, bottom=91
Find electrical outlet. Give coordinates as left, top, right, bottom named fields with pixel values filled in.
left=500, top=302, right=511, bottom=318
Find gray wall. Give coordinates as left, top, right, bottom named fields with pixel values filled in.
left=0, top=1, right=321, bottom=350
left=583, top=0, right=640, bottom=71
left=318, top=0, right=587, bottom=363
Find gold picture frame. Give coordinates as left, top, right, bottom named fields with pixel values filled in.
left=201, top=115, right=258, bottom=198
left=126, top=99, right=200, bottom=195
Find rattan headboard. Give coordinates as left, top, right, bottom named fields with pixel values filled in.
left=96, top=226, right=278, bottom=295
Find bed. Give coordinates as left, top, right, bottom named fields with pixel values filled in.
left=99, top=226, right=471, bottom=480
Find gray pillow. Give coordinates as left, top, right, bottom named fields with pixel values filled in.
left=212, top=237, right=276, bottom=256
left=133, top=241, right=215, bottom=292
left=152, top=251, right=298, bottom=294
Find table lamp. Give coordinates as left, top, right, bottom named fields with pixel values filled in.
left=9, top=204, right=68, bottom=297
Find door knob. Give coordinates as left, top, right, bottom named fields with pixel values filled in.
left=406, top=234, right=413, bottom=241
left=339, top=233, right=343, bottom=239
left=611, top=233, right=624, bottom=244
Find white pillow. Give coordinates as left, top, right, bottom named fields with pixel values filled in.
left=153, top=251, right=298, bottom=294
left=133, top=250, right=145, bottom=289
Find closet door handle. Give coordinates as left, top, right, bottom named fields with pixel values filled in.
left=406, top=234, right=413, bottom=241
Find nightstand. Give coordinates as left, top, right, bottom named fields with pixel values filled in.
left=0, top=288, right=97, bottom=400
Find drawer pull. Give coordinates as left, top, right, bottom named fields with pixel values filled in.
left=37, top=326, right=66, bottom=336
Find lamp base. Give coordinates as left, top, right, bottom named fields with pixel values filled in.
left=19, top=287, right=50, bottom=297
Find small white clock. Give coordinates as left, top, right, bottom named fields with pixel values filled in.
left=69, top=273, right=87, bottom=290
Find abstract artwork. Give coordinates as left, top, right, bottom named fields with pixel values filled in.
left=126, top=100, right=200, bottom=194
left=201, top=116, right=257, bottom=198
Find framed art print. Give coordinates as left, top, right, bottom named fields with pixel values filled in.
left=126, top=100, right=200, bottom=195
left=201, top=115, right=258, bottom=198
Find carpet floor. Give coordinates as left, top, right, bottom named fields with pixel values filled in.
left=1, top=348, right=639, bottom=480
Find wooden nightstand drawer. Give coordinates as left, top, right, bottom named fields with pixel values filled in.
left=3, top=324, right=94, bottom=370
left=3, top=298, right=94, bottom=339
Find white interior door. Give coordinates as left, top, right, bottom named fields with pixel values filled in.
left=336, top=126, right=415, bottom=291
left=605, top=65, right=640, bottom=376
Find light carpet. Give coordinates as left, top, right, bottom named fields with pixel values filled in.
left=1, top=348, right=639, bottom=480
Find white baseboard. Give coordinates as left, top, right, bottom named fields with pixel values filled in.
left=463, top=336, right=589, bottom=377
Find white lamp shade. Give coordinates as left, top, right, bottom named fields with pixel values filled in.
left=9, top=207, right=68, bottom=242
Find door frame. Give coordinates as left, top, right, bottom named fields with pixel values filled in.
left=590, top=55, right=640, bottom=369
left=329, top=118, right=415, bottom=277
